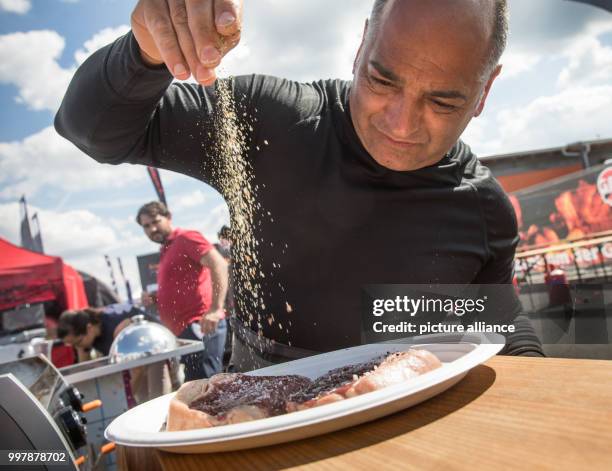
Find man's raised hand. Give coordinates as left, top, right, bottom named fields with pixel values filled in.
left=131, top=0, right=243, bottom=85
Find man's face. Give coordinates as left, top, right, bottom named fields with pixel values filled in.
left=139, top=213, right=173, bottom=244
left=350, top=0, right=500, bottom=171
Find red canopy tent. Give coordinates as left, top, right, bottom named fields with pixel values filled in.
left=0, top=237, right=88, bottom=312
left=0, top=237, right=88, bottom=367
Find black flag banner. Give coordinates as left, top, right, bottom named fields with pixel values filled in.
left=32, top=212, right=44, bottom=254
left=568, top=0, right=612, bottom=12
left=19, top=195, right=36, bottom=252
left=117, top=257, right=133, bottom=304
left=104, top=254, right=119, bottom=296
left=147, top=167, right=168, bottom=207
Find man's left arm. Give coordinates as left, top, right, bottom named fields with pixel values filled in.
left=472, top=226, right=545, bottom=356
left=471, top=167, right=521, bottom=323
left=469, top=168, right=545, bottom=356
left=200, top=248, right=229, bottom=334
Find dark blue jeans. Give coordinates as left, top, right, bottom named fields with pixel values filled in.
left=179, top=319, right=227, bottom=381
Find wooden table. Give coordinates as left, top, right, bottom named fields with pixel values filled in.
left=117, top=356, right=612, bottom=470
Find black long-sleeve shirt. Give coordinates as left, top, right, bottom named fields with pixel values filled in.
left=55, top=32, right=521, bottom=353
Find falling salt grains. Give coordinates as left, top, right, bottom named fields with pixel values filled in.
left=286, top=302, right=293, bottom=313
left=209, top=77, right=266, bottom=339
left=208, top=77, right=290, bottom=346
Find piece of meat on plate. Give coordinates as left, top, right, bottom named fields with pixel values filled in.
left=166, top=373, right=312, bottom=431
left=287, top=349, right=441, bottom=412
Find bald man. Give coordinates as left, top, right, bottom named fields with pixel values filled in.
left=56, top=0, right=544, bottom=371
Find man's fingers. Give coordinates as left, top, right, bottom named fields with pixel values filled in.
left=133, top=0, right=242, bottom=82
left=186, top=0, right=221, bottom=69
left=144, top=0, right=189, bottom=79
left=195, top=64, right=216, bottom=86
left=168, top=0, right=200, bottom=80
left=214, top=0, right=242, bottom=37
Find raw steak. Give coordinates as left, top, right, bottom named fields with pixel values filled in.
left=287, top=349, right=442, bottom=411
left=166, top=373, right=311, bottom=431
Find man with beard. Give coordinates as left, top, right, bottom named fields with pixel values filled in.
left=137, top=201, right=229, bottom=380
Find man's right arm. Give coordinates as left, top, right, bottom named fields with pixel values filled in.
left=54, top=31, right=211, bottom=180
left=55, top=34, right=324, bottom=185
left=55, top=0, right=241, bottom=179
left=55, top=0, right=326, bottom=185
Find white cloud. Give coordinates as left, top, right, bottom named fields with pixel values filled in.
left=184, top=202, right=230, bottom=242
left=0, top=201, right=148, bottom=301
left=499, top=0, right=612, bottom=83
left=462, top=117, right=501, bottom=157
left=0, top=30, right=74, bottom=111
left=218, top=0, right=370, bottom=82
left=492, top=85, right=612, bottom=154
left=0, top=24, right=177, bottom=215
left=507, top=0, right=612, bottom=54
left=201, top=203, right=230, bottom=239
left=0, top=202, right=19, bottom=242
left=39, top=210, right=119, bottom=257
left=0, top=0, right=30, bottom=14
left=498, top=50, right=541, bottom=80
left=0, top=202, right=122, bottom=258
left=74, top=24, right=130, bottom=65
left=0, top=126, right=144, bottom=198
left=557, top=36, right=612, bottom=89
left=583, top=12, right=612, bottom=38
left=172, top=189, right=208, bottom=211
left=0, top=25, right=129, bottom=113
left=465, top=2, right=612, bottom=156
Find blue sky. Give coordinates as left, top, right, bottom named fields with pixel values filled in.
left=1, top=0, right=611, bottom=300
left=0, top=0, right=134, bottom=140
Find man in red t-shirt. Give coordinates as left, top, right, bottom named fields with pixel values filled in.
left=137, top=201, right=229, bottom=380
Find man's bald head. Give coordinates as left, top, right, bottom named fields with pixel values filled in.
left=367, top=0, right=508, bottom=79
left=349, top=0, right=507, bottom=171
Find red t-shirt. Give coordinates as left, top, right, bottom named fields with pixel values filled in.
left=157, top=228, right=213, bottom=335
